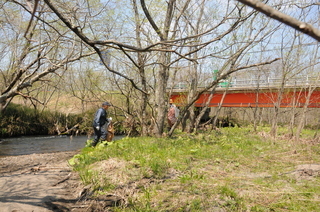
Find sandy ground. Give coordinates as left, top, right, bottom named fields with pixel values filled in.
left=0, top=151, right=83, bottom=212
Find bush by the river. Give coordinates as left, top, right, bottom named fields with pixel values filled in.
left=0, top=103, right=86, bottom=137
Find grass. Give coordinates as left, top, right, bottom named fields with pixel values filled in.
left=70, top=126, right=320, bottom=211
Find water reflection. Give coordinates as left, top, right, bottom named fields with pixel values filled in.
left=0, top=135, right=124, bottom=157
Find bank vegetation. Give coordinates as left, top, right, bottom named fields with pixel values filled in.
left=70, top=126, right=320, bottom=211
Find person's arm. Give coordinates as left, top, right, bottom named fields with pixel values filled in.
left=93, top=109, right=102, bottom=128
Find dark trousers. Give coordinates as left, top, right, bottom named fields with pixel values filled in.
left=93, top=123, right=108, bottom=146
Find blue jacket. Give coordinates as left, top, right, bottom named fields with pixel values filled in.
left=93, top=108, right=108, bottom=127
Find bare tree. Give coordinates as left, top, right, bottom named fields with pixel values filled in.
left=295, top=47, right=320, bottom=141
left=51, top=0, right=280, bottom=136
left=169, top=2, right=281, bottom=134
left=0, top=1, right=96, bottom=113
left=3, top=0, right=318, bottom=137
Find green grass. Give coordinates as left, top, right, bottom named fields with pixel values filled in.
left=70, top=126, right=320, bottom=211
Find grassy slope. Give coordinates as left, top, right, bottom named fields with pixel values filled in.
left=70, top=126, right=320, bottom=211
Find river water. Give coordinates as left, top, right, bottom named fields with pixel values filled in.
left=0, top=135, right=124, bottom=157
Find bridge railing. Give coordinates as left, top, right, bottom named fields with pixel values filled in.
left=172, top=76, right=319, bottom=90
left=231, top=76, right=318, bottom=88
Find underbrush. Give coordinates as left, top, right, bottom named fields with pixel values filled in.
left=0, top=103, right=127, bottom=137
left=0, top=103, right=85, bottom=137
left=70, top=126, right=320, bottom=211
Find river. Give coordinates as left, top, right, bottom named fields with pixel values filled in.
left=0, top=135, right=124, bottom=157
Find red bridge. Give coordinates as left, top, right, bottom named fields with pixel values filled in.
left=170, top=78, right=320, bottom=108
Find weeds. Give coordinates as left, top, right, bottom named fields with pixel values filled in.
left=70, top=126, right=320, bottom=211
left=0, top=103, right=85, bottom=137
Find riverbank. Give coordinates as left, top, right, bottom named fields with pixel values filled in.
left=71, top=128, right=320, bottom=211
left=0, top=151, right=84, bottom=211
left=1, top=127, right=320, bottom=211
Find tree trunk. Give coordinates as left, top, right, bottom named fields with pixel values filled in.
left=154, top=60, right=170, bottom=137
left=295, top=88, right=314, bottom=141
left=133, top=0, right=148, bottom=136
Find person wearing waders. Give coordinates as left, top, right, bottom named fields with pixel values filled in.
left=92, top=101, right=112, bottom=147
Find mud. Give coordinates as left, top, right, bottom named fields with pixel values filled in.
left=0, top=151, right=84, bottom=212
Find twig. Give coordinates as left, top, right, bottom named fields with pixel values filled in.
left=52, top=173, right=71, bottom=186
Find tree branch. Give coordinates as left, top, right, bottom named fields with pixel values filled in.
left=140, top=0, right=164, bottom=40
left=236, top=0, right=320, bottom=41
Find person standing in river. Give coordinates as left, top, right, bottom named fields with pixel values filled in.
left=92, top=101, right=112, bottom=147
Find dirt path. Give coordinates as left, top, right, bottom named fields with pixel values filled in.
left=0, top=151, right=83, bottom=212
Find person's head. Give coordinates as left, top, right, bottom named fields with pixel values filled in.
left=102, top=101, right=111, bottom=110
left=169, top=98, right=173, bottom=105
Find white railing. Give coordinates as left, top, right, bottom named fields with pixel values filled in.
left=231, top=76, right=318, bottom=88
left=172, top=76, right=319, bottom=90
